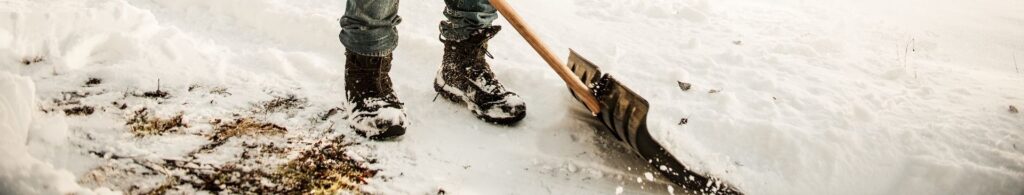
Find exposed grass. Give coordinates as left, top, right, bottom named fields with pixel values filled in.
left=252, top=94, right=307, bottom=114
left=107, top=136, right=377, bottom=194
left=210, top=117, right=287, bottom=142
left=274, top=136, right=375, bottom=195
left=127, top=108, right=187, bottom=137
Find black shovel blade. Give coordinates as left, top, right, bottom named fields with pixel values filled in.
left=567, top=51, right=742, bottom=195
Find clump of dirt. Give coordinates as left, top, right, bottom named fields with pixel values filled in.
left=111, top=101, right=128, bottom=110
left=21, top=56, right=44, bottom=65
left=127, top=108, right=187, bottom=137
left=85, top=78, right=103, bottom=87
left=677, top=81, right=692, bottom=91
left=253, top=94, right=306, bottom=114
left=678, top=117, right=689, bottom=125
left=64, top=105, right=96, bottom=116
left=187, top=84, right=201, bottom=92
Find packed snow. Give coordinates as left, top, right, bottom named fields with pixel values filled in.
left=1, top=0, right=1022, bottom=194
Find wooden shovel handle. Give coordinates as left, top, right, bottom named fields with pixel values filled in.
left=489, top=0, right=602, bottom=115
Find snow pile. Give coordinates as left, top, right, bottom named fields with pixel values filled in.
left=0, top=72, right=115, bottom=195
left=641, top=0, right=1024, bottom=194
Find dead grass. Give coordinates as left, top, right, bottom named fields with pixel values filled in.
left=210, top=118, right=287, bottom=142
left=274, top=136, right=375, bottom=195
left=127, top=108, right=187, bottom=137
left=135, top=90, right=170, bottom=99
left=252, top=94, right=307, bottom=114
left=209, top=87, right=231, bottom=96
left=190, top=117, right=289, bottom=155
left=134, top=79, right=171, bottom=99
left=114, top=136, right=376, bottom=194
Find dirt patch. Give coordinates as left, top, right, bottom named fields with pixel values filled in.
left=64, top=105, right=96, bottom=116
left=187, top=84, right=201, bottom=92
left=111, top=101, right=128, bottom=110
left=134, top=80, right=171, bottom=99
left=21, top=56, right=44, bottom=65
left=85, top=78, right=103, bottom=87
left=135, top=89, right=170, bottom=99
left=42, top=91, right=99, bottom=114
left=127, top=108, right=187, bottom=137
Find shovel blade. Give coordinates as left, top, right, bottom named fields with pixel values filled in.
left=567, top=51, right=742, bottom=195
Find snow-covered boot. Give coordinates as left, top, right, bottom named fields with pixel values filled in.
left=345, top=51, right=408, bottom=140
left=435, top=26, right=527, bottom=125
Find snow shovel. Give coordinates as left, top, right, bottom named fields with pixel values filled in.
left=489, top=0, right=741, bottom=194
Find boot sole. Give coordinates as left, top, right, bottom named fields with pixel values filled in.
left=353, top=124, right=406, bottom=141
left=434, top=76, right=526, bottom=125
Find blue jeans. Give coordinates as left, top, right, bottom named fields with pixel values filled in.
left=339, top=0, right=498, bottom=56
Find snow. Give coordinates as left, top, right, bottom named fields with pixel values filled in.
left=0, top=72, right=115, bottom=194
left=1, top=0, right=1022, bottom=194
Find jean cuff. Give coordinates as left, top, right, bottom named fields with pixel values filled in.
left=348, top=48, right=393, bottom=57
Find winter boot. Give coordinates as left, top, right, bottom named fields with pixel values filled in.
left=435, top=26, right=527, bottom=125
left=345, top=51, right=408, bottom=140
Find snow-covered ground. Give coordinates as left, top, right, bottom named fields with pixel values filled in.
left=1, top=0, right=1022, bottom=194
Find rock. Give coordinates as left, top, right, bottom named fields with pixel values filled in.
left=678, top=81, right=692, bottom=91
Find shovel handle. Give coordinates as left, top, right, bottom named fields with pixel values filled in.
left=489, top=0, right=602, bottom=115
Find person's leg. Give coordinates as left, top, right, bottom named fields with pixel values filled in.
left=340, top=0, right=402, bottom=56
left=340, top=0, right=408, bottom=140
left=435, top=0, right=527, bottom=124
left=440, top=0, right=498, bottom=41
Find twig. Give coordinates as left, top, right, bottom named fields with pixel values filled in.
left=1014, top=54, right=1019, bottom=74
left=903, top=39, right=911, bottom=69
left=899, top=38, right=918, bottom=79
